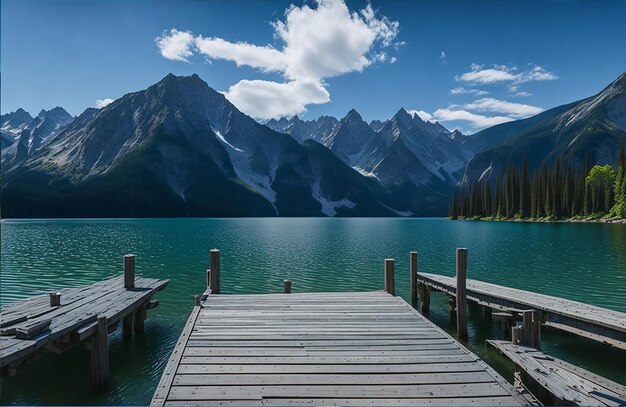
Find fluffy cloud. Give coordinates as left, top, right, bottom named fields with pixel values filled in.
left=95, top=98, right=114, bottom=108
left=156, top=29, right=195, bottom=62
left=224, top=80, right=330, bottom=120
left=462, top=98, right=543, bottom=118
left=456, top=63, right=558, bottom=85
left=407, top=110, right=433, bottom=121
left=450, top=87, right=489, bottom=96
left=433, top=108, right=514, bottom=129
left=155, top=0, right=399, bottom=119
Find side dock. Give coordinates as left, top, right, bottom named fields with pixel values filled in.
left=415, top=272, right=626, bottom=350
left=0, top=254, right=168, bottom=393
left=152, top=250, right=529, bottom=406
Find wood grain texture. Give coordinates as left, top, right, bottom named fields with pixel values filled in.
left=152, top=291, right=526, bottom=406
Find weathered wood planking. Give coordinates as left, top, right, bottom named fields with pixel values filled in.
left=416, top=272, right=626, bottom=349
left=0, top=275, right=168, bottom=370
left=152, top=290, right=527, bottom=406
left=487, top=340, right=626, bottom=406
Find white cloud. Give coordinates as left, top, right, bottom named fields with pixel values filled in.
left=433, top=108, right=514, bottom=129
left=194, top=37, right=287, bottom=72
left=462, top=97, right=543, bottom=118
left=514, top=91, right=533, bottom=97
left=95, top=98, right=114, bottom=108
left=389, top=56, right=397, bottom=64
left=456, top=63, right=558, bottom=85
left=407, top=110, right=433, bottom=122
left=224, top=79, right=330, bottom=120
left=450, top=86, right=489, bottom=96
left=156, top=29, right=195, bottom=62
left=440, top=51, right=446, bottom=62
left=156, top=0, right=400, bottom=119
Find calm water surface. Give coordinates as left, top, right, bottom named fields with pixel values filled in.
left=1, top=218, right=625, bottom=404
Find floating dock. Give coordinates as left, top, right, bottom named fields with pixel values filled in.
left=152, top=250, right=529, bottom=406
left=0, top=254, right=168, bottom=393
left=415, top=272, right=626, bottom=350
left=487, top=340, right=626, bottom=406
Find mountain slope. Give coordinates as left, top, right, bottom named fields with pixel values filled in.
left=461, top=72, right=626, bottom=185
left=2, top=74, right=397, bottom=217
left=2, top=107, right=74, bottom=169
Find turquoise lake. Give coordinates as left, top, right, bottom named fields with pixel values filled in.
left=1, top=218, right=625, bottom=404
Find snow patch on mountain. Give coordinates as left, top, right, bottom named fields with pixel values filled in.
left=213, top=130, right=277, bottom=209
left=311, top=180, right=356, bottom=216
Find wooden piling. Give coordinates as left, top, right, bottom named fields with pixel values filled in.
left=124, top=254, right=135, bottom=289
left=384, top=259, right=395, bottom=296
left=448, top=296, right=456, bottom=313
left=409, top=251, right=418, bottom=307
left=122, top=313, right=133, bottom=339
left=456, top=248, right=468, bottom=341
left=419, top=283, right=430, bottom=314
left=520, top=310, right=541, bottom=349
left=195, top=295, right=200, bottom=306
left=284, top=280, right=292, bottom=294
left=209, top=249, right=220, bottom=294
left=511, top=326, right=520, bottom=344
left=91, top=315, right=109, bottom=394
left=134, top=305, right=146, bottom=334
left=49, top=292, right=61, bottom=307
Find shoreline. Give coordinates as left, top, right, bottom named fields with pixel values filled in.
left=452, top=216, right=626, bottom=224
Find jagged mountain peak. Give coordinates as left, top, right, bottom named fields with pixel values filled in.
left=344, top=108, right=363, bottom=122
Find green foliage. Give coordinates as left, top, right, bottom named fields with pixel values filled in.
left=610, top=145, right=626, bottom=218
left=450, top=147, right=626, bottom=222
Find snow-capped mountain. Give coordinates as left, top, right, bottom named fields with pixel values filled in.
left=2, top=74, right=406, bottom=218
left=1, top=108, right=33, bottom=140
left=2, top=107, right=74, bottom=168
left=266, top=115, right=339, bottom=143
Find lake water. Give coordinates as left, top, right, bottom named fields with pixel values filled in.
left=1, top=218, right=625, bottom=404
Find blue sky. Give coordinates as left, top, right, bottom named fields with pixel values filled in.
left=2, top=0, right=625, bottom=133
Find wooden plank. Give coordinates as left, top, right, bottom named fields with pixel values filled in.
left=175, top=362, right=487, bottom=375
left=172, top=371, right=497, bottom=386
left=151, top=305, right=201, bottom=407
left=166, top=382, right=513, bottom=400
left=162, top=396, right=522, bottom=406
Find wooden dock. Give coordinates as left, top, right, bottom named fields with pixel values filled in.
left=487, top=340, right=626, bottom=406
left=152, top=251, right=529, bottom=406
left=416, top=272, right=626, bottom=350
left=0, top=254, right=168, bottom=393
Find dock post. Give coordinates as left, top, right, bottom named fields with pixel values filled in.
left=209, top=249, right=220, bottom=294
left=122, top=313, right=133, bottom=339
left=456, top=248, right=468, bottom=341
left=134, top=305, right=146, bottom=334
left=409, top=252, right=418, bottom=307
left=511, top=326, right=520, bottom=344
left=195, top=295, right=201, bottom=306
left=419, top=284, right=430, bottom=314
left=91, top=315, right=109, bottom=394
left=124, top=254, right=135, bottom=289
left=384, top=259, right=395, bottom=296
left=284, top=280, right=292, bottom=294
left=49, top=292, right=61, bottom=306
left=521, top=310, right=541, bottom=349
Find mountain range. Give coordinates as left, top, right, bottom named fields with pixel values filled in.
left=2, top=72, right=624, bottom=217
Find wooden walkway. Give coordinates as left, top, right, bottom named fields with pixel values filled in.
left=416, top=272, right=626, bottom=350
left=152, top=290, right=527, bottom=406
left=0, top=257, right=168, bottom=392
left=487, top=340, right=626, bottom=406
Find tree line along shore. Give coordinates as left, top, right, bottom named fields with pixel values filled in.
left=450, top=146, right=626, bottom=223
